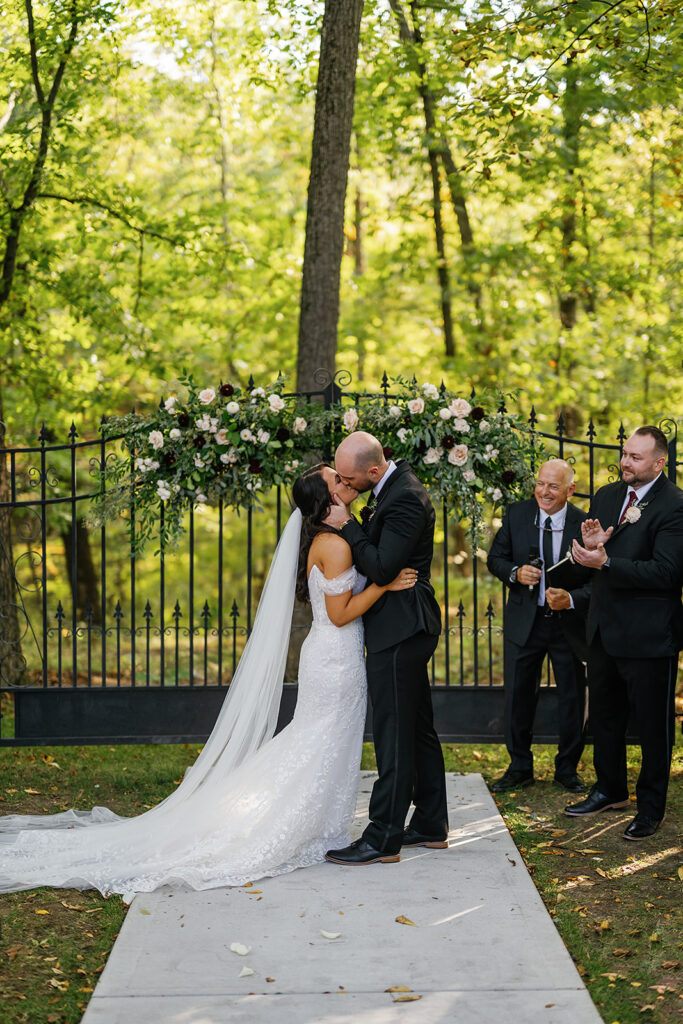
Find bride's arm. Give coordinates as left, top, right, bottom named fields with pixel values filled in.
left=314, top=534, right=417, bottom=627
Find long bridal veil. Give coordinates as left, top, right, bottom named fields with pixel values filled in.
left=0, top=508, right=303, bottom=894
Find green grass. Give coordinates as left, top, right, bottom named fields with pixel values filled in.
left=0, top=738, right=681, bottom=1024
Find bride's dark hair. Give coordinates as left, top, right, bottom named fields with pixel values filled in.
left=292, top=463, right=338, bottom=603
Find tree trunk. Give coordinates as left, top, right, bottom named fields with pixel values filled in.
left=0, top=389, right=24, bottom=685
left=558, top=57, right=580, bottom=330
left=296, top=0, right=364, bottom=392
left=61, top=518, right=102, bottom=625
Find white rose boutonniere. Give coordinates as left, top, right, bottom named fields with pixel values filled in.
left=623, top=505, right=642, bottom=524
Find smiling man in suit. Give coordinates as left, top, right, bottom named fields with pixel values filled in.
left=487, top=459, right=591, bottom=794
left=567, top=426, right=683, bottom=840
left=323, top=431, right=448, bottom=865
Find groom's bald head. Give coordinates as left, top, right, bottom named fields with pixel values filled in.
left=335, top=431, right=387, bottom=492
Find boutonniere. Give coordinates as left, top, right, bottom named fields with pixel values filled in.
left=360, top=504, right=375, bottom=525
left=623, top=500, right=649, bottom=525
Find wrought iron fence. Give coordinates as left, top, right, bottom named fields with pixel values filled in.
left=0, top=375, right=678, bottom=745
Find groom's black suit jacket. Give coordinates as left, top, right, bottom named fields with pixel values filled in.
left=586, top=474, right=683, bottom=659
left=340, top=461, right=442, bottom=653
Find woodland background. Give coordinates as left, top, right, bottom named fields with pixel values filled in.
left=1, top=0, right=681, bottom=444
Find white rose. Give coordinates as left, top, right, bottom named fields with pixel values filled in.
left=293, top=416, right=307, bottom=434
left=453, top=418, right=470, bottom=432
left=195, top=492, right=208, bottom=504
left=214, top=429, right=229, bottom=445
left=423, top=447, right=441, bottom=465
left=156, top=481, right=171, bottom=501
left=220, top=453, right=230, bottom=464
left=463, top=469, right=476, bottom=483
left=198, top=388, right=215, bottom=405
left=257, top=428, right=270, bottom=444
left=135, top=457, right=146, bottom=472
left=447, top=444, right=469, bottom=467
left=478, top=420, right=490, bottom=433
left=226, top=401, right=240, bottom=415
left=148, top=430, right=164, bottom=450
left=422, top=383, right=439, bottom=399
left=389, top=405, right=402, bottom=418
left=407, top=398, right=425, bottom=415
left=169, top=428, right=181, bottom=440
left=250, top=387, right=266, bottom=399
left=439, top=408, right=452, bottom=420
left=240, top=428, right=254, bottom=442
left=491, top=487, right=503, bottom=501
left=343, top=408, right=359, bottom=431
left=396, top=427, right=410, bottom=443
left=449, top=398, right=472, bottom=418
left=194, top=455, right=205, bottom=468
left=164, top=396, right=177, bottom=412
left=268, top=394, right=285, bottom=412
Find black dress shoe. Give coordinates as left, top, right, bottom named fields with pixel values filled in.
left=325, top=838, right=400, bottom=865
left=490, top=769, right=534, bottom=793
left=402, top=826, right=448, bottom=849
left=553, top=772, right=587, bottom=793
left=623, top=813, right=663, bottom=841
left=564, top=786, right=630, bottom=816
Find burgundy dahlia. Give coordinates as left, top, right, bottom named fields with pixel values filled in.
left=219, top=383, right=235, bottom=397
left=163, top=452, right=177, bottom=468
left=360, top=505, right=373, bottom=524
left=276, top=427, right=291, bottom=443
left=470, top=406, right=485, bottom=421
left=383, top=446, right=393, bottom=459
left=193, top=435, right=205, bottom=448
left=249, top=459, right=262, bottom=475
left=415, top=440, right=427, bottom=455
left=502, top=470, right=516, bottom=485
left=177, top=413, right=190, bottom=428
left=441, top=434, right=456, bottom=451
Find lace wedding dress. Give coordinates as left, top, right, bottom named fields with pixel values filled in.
left=0, top=512, right=367, bottom=896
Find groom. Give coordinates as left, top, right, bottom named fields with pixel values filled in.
left=324, top=431, right=448, bottom=865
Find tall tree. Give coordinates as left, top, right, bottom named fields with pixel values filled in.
left=296, top=0, right=364, bottom=392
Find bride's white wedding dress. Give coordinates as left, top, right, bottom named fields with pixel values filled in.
left=0, top=512, right=367, bottom=895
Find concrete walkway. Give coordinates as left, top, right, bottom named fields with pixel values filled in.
left=82, top=774, right=602, bottom=1024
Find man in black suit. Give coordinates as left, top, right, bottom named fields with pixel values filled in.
left=487, top=459, right=591, bottom=794
left=567, top=426, right=683, bottom=839
left=323, top=431, right=448, bottom=865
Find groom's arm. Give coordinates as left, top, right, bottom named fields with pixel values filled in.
left=340, top=497, right=427, bottom=586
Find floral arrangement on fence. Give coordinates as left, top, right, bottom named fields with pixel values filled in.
left=96, top=375, right=535, bottom=550
left=339, top=378, right=535, bottom=542
left=96, top=376, right=328, bottom=549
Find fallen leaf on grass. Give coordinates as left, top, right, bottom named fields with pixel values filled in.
left=649, top=933, right=661, bottom=944
left=472, top=750, right=482, bottom=760
left=48, top=979, right=69, bottom=992
left=600, top=921, right=611, bottom=931
left=35, top=909, right=49, bottom=915
left=595, top=868, right=609, bottom=878
left=24, top=788, right=41, bottom=795
left=386, top=986, right=412, bottom=993
left=677, top=866, right=683, bottom=881
left=612, top=948, right=633, bottom=958
left=395, top=915, right=416, bottom=926
left=393, top=995, right=422, bottom=1002
left=60, top=901, right=84, bottom=911
left=649, top=985, right=677, bottom=994
left=600, top=973, right=626, bottom=981
left=631, top=981, right=642, bottom=987
left=661, top=961, right=680, bottom=969
left=238, top=967, right=255, bottom=978
left=551, top=830, right=567, bottom=837
left=230, top=943, right=251, bottom=956
left=639, top=1005, right=656, bottom=1013
left=320, top=931, right=341, bottom=940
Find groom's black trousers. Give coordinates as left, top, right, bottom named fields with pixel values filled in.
left=362, top=630, right=448, bottom=855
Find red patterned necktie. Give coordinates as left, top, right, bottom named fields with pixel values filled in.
left=618, top=489, right=638, bottom=525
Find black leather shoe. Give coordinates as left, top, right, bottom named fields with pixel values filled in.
left=490, top=769, right=534, bottom=793
left=325, top=838, right=400, bottom=865
left=402, top=826, right=448, bottom=849
left=564, top=786, right=630, bottom=816
left=623, top=813, right=663, bottom=841
left=553, top=772, right=587, bottom=793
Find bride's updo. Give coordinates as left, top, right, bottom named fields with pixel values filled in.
left=292, top=463, right=338, bottom=603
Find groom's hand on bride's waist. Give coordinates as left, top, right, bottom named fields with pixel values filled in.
left=325, top=494, right=353, bottom=530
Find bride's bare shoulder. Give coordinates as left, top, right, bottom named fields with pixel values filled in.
left=309, top=530, right=353, bottom=576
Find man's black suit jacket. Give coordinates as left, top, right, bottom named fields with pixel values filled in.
left=586, top=474, right=683, bottom=659
left=487, top=498, right=591, bottom=659
left=340, top=461, right=441, bottom=653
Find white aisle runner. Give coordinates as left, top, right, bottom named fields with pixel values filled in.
left=81, top=773, right=602, bottom=1024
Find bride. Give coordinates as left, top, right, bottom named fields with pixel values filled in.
left=0, top=464, right=416, bottom=895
